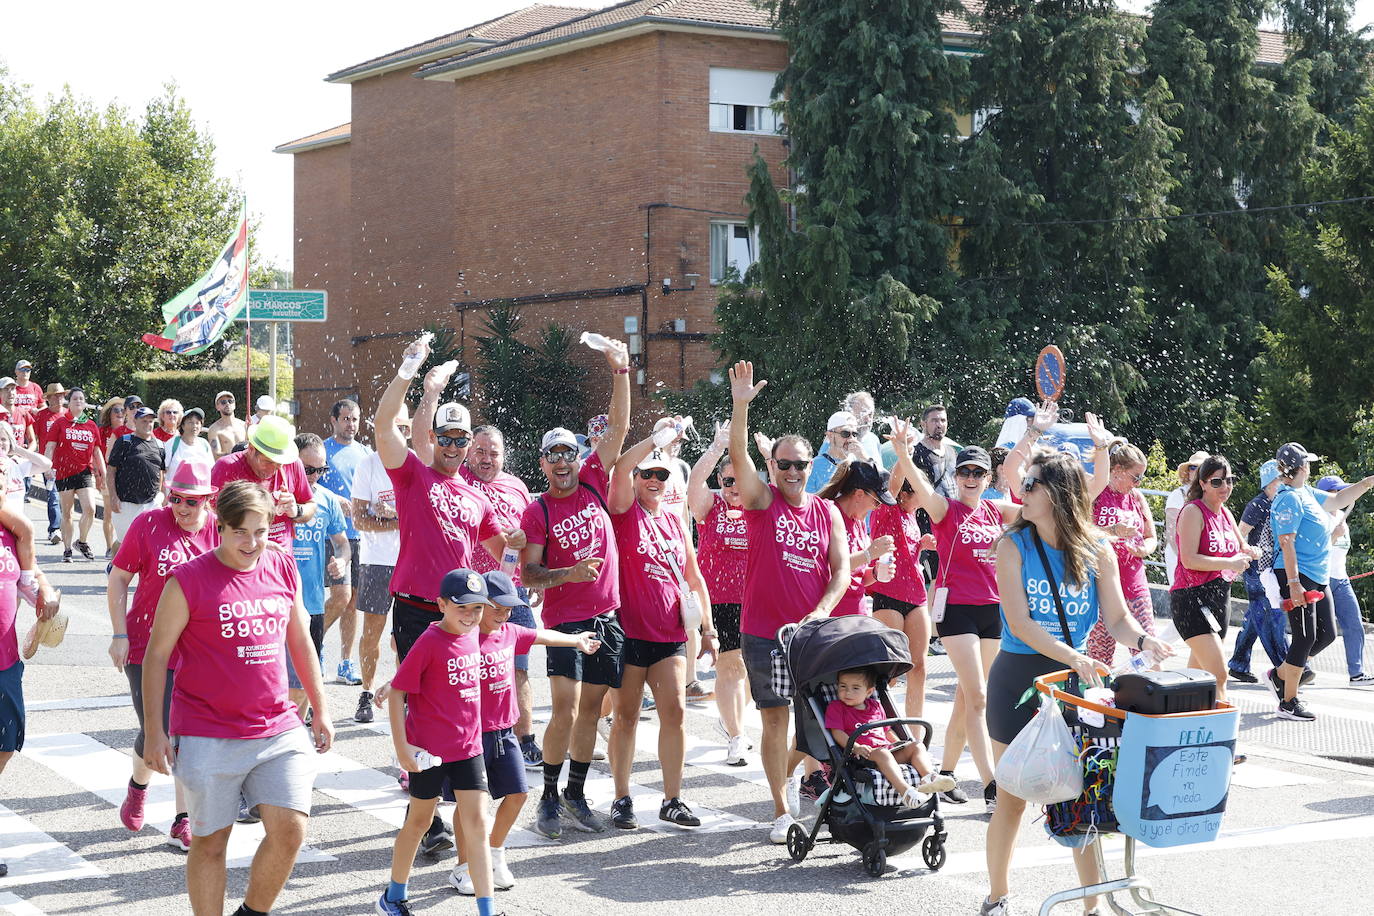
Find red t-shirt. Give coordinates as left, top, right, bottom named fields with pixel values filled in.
left=112, top=506, right=219, bottom=667
left=153, top=427, right=175, bottom=443
left=867, top=503, right=928, bottom=606
left=32, top=406, right=67, bottom=451
left=391, top=622, right=482, bottom=762
left=386, top=452, right=501, bottom=601
left=696, top=495, right=747, bottom=605
left=169, top=548, right=300, bottom=739
left=0, top=406, right=34, bottom=448
left=832, top=510, right=872, bottom=617
left=612, top=501, right=689, bottom=643
left=211, top=450, right=313, bottom=548
left=741, top=487, right=835, bottom=640
left=477, top=623, right=538, bottom=732
left=931, top=498, right=1003, bottom=605
left=459, top=464, right=531, bottom=582
left=103, top=424, right=133, bottom=452
left=520, top=454, right=619, bottom=627
left=824, top=696, right=890, bottom=750
left=49, top=417, right=102, bottom=479
left=11, top=382, right=42, bottom=414
left=0, top=525, right=20, bottom=669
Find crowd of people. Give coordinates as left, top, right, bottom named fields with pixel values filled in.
left=0, top=341, right=1370, bottom=916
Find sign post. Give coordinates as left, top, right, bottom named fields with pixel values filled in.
left=245, top=290, right=327, bottom=415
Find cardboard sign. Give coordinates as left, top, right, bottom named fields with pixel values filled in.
left=1035, top=345, right=1067, bottom=401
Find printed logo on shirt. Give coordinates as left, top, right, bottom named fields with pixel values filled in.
left=551, top=503, right=607, bottom=555
left=64, top=426, right=95, bottom=447
left=217, top=596, right=291, bottom=640
left=775, top=514, right=822, bottom=573
left=958, top=511, right=1002, bottom=565
left=635, top=518, right=683, bottom=586
left=428, top=482, right=484, bottom=543
left=155, top=544, right=199, bottom=579
left=447, top=647, right=482, bottom=694
left=1026, top=576, right=1093, bottom=638
left=473, top=480, right=525, bottom=528
left=480, top=643, right=517, bottom=689
left=714, top=507, right=748, bottom=549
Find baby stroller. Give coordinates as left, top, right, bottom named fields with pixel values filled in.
left=782, top=615, right=948, bottom=877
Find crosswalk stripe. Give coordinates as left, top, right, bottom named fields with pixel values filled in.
left=21, top=733, right=334, bottom=868
left=0, top=803, right=102, bottom=888
left=0, top=892, right=47, bottom=915
left=25, top=696, right=128, bottom=713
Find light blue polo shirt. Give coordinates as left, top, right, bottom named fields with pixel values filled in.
left=1270, top=484, right=1332, bottom=585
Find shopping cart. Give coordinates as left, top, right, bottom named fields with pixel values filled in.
left=1031, top=670, right=1239, bottom=916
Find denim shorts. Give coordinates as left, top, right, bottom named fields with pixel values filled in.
left=741, top=633, right=788, bottom=709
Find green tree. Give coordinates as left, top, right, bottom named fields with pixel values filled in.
left=1277, top=0, right=1373, bottom=133
left=0, top=71, right=240, bottom=397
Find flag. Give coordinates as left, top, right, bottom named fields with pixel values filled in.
left=142, top=203, right=249, bottom=355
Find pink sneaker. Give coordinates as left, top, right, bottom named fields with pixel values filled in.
left=119, top=783, right=147, bottom=831
left=167, top=815, right=191, bottom=851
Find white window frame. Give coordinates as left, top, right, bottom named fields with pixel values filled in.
left=709, top=67, right=783, bottom=136
left=709, top=221, right=761, bottom=284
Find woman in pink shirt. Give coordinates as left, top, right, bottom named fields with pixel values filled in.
left=1171, top=454, right=1255, bottom=705
left=106, top=458, right=219, bottom=850
left=606, top=429, right=714, bottom=831
left=1085, top=442, right=1159, bottom=666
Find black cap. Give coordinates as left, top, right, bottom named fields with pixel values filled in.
left=1275, top=442, right=1320, bottom=469
left=956, top=445, right=993, bottom=471
left=849, top=460, right=897, bottom=506
left=439, top=568, right=490, bottom=605
left=483, top=571, right=525, bottom=608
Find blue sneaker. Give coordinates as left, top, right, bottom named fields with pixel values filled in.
left=337, top=659, right=362, bottom=686
left=536, top=794, right=561, bottom=838
left=561, top=791, right=604, bottom=833
left=375, top=891, right=414, bottom=915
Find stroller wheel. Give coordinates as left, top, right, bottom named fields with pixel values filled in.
left=786, top=823, right=810, bottom=862
left=921, top=834, right=946, bottom=871
left=862, top=841, right=886, bottom=877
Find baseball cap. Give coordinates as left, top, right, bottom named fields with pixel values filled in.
left=826, top=410, right=858, bottom=432
left=956, top=445, right=993, bottom=471
left=256, top=395, right=275, bottom=412
left=636, top=449, right=673, bottom=472
left=440, top=568, right=491, bottom=605
left=434, top=402, right=472, bottom=434
left=15, top=360, right=32, bottom=372
left=215, top=390, right=235, bottom=402
left=848, top=460, right=897, bottom=505
left=167, top=459, right=216, bottom=496
left=247, top=415, right=298, bottom=463
left=541, top=427, right=578, bottom=452
left=181, top=407, right=205, bottom=425
left=1316, top=475, right=1350, bottom=493
left=1258, top=459, right=1280, bottom=488
left=1276, top=442, right=1320, bottom=468
left=124, top=395, right=143, bottom=408
left=483, top=571, right=525, bottom=608
left=133, top=407, right=156, bottom=420
left=0, top=377, right=15, bottom=389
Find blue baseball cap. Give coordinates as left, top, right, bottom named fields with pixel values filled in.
left=439, top=568, right=490, bottom=605
left=1316, top=475, right=1350, bottom=493
left=483, top=571, right=525, bottom=608
left=1259, top=459, right=1280, bottom=488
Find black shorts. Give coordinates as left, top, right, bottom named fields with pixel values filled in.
left=622, top=636, right=686, bottom=669
left=937, top=602, right=1002, bottom=640
left=871, top=592, right=922, bottom=617
left=392, top=595, right=441, bottom=662
left=0, top=661, right=25, bottom=753
left=546, top=613, right=624, bottom=688
left=408, top=753, right=486, bottom=799
left=1170, top=579, right=1231, bottom=641
left=986, top=650, right=1067, bottom=745
left=482, top=728, right=528, bottom=799
left=712, top=603, right=742, bottom=653
left=326, top=538, right=361, bottom=589
left=56, top=470, right=94, bottom=492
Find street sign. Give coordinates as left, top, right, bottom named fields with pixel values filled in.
left=1035, top=345, right=1067, bottom=401
left=246, top=289, right=327, bottom=322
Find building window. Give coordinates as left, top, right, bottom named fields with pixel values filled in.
left=710, top=222, right=760, bottom=283
left=709, top=67, right=782, bottom=135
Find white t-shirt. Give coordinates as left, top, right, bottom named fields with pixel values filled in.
left=1164, top=485, right=1188, bottom=586
left=351, top=450, right=400, bottom=566
left=1329, top=525, right=1351, bottom=581
left=163, top=435, right=213, bottom=482
left=3, top=456, right=30, bottom=509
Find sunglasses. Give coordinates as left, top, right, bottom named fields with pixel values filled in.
left=1118, top=471, right=1145, bottom=483
left=720, top=476, right=736, bottom=488
left=637, top=468, right=670, bottom=481
left=956, top=467, right=988, bottom=479
left=543, top=449, right=578, bottom=464
left=167, top=494, right=205, bottom=507
left=436, top=435, right=471, bottom=448
left=771, top=458, right=811, bottom=471
left=834, top=429, right=858, bottom=439
left=1207, top=476, right=1236, bottom=488
left=1022, top=475, right=1042, bottom=493
left=304, top=465, right=330, bottom=476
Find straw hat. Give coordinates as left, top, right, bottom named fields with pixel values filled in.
left=23, top=607, right=68, bottom=660
left=1175, top=450, right=1210, bottom=483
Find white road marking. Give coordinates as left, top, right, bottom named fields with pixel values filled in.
left=0, top=803, right=102, bottom=888
left=0, top=891, right=48, bottom=914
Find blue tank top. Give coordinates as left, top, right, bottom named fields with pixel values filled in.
left=1000, top=527, right=1100, bottom=655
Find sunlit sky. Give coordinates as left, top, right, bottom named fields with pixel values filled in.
left=5, top=1, right=1373, bottom=271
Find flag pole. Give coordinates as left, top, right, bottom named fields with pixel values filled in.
left=243, top=199, right=253, bottom=411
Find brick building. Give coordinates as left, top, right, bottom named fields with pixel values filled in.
left=277, top=0, right=1287, bottom=431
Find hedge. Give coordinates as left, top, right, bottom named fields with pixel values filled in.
left=136, top=370, right=271, bottom=419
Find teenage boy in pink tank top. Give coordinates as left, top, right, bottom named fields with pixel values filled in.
left=727, top=361, right=849, bottom=846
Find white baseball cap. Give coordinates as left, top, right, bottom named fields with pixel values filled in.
left=540, top=428, right=578, bottom=452
left=434, top=402, right=472, bottom=434
left=256, top=395, right=276, bottom=412
left=826, top=410, right=858, bottom=432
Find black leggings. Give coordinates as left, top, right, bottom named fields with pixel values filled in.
left=1281, top=574, right=1335, bottom=669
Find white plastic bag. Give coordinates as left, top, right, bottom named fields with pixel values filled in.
left=994, top=693, right=1083, bottom=805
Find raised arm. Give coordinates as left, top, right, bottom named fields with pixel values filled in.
left=1005, top=400, right=1058, bottom=499
left=1084, top=414, right=1112, bottom=500
left=610, top=428, right=672, bottom=515
left=376, top=336, right=427, bottom=470
left=728, top=361, right=771, bottom=511
left=411, top=361, right=457, bottom=468
left=1321, top=475, right=1374, bottom=513
left=688, top=421, right=730, bottom=523
left=887, top=417, right=947, bottom=523
left=592, top=340, right=633, bottom=469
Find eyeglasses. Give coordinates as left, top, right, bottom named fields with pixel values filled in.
left=167, top=494, right=204, bottom=507
left=1207, top=476, right=1236, bottom=488
left=304, top=465, right=330, bottom=476
left=637, top=468, right=670, bottom=481
left=771, top=458, right=811, bottom=471
left=1022, top=475, right=1042, bottom=493
left=218, top=398, right=234, bottom=404
left=1118, top=471, right=1145, bottom=484
left=720, top=476, right=737, bottom=487
left=956, top=467, right=988, bottom=479
left=834, top=429, right=858, bottom=439
left=543, top=449, right=578, bottom=464
left=436, top=435, right=470, bottom=448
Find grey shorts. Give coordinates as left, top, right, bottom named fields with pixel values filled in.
left=742, top=633, right=788, bottom=709
left=357, top=564, right=394, bottom=616
left=174, top=728, right=315, bottom=836
left=326, top=538, right=361, bottom=589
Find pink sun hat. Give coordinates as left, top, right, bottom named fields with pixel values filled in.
left=167, top=459, right=217, bottom=496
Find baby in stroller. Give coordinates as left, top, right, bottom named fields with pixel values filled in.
left=827, top=666, right=956, bottom=808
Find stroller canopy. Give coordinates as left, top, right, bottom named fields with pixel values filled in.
left=787, top=615, right=912, bottom=687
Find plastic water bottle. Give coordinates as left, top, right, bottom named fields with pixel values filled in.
left=438, top=359, right=459, bottom=376
left=580, top=331, right=616, bottom=353
left=500, top=547, right=520, bottom=577
left=1111, top=648, right=1159, bottom=678
left=653, top=416, right=693, bottom=448
left=875, top=550, right=896, bottom=582
left=414, top=749, right=443, bottom=770
left=397, top=332, right=434, bottom=380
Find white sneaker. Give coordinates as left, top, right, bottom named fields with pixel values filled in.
left=785, top=776, right=801, bottom=818
left=769, top=813, right=797, bottom=844
left=979, top=895, right=1012, bottom=915
left=448, top=862, right=474, bottom=895
left=490, top=847, right=516, bottom=890
left=725, top=734, right=748, bottom=767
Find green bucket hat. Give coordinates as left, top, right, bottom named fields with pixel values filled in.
left=248, top=415, right=298, bottom=463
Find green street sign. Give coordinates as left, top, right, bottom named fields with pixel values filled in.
left=246, top=289, right=327, bottom=322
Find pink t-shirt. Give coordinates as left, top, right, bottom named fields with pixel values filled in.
left=169, top=549, right=300, bottom=739
left=823, top=696, right=890, bottom=750
left=696, top=494, right=747, bottom=605
left=49, top=417, right=101, bottom=479
left=831, top=510, right=872, bottom=617
left=32, top=407, right=67, bottom=451
left=210, top=450, right=313, bottom=548
left=741, top=486, right=835, bottom=640
left=477, top=623, right=539, bottom=733
left=520, top=453, right=619, bottom=627
left=867, top=503, right=927, bottom=606
left=459, top=465, right=531, bottom=583
left=612, top=501, right=689, bottom=643
left=1094, top=486, right=1150, bottom=599
left=387, top=452, right=501, bottom=600
left=1172, top=500, right=1240, bottom=591
left=113, top=506, right=219, bottom=667
left=931, top=498, right=1003, bottom=605
left=392, top=622, right=482, bottom=762
left=0, top=525, right=20, bottom=669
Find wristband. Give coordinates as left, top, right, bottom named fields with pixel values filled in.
left=614, top=367, right=630, bottom=375
left=1137, top=634, right=1146, bottom=651
left=112, top=634, right=128, bottom=639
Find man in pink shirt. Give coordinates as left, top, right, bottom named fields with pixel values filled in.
left=210, top=415, right=315, bottom=548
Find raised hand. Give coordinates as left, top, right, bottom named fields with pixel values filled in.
left=753, top=431, right=774, bottom=458
left=423, top=360, right=457, bottom=396
left=729, top=361, right=768, bottom=403
left=712, top=420, right=731, bottom=450
left=603, top=338, right=630, bottom=370
left=887, top=417, right=917, bottom=449
left=1033, top=399, right=1059, bottom=433
left=1084, top=412, right=1110, bottom=448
